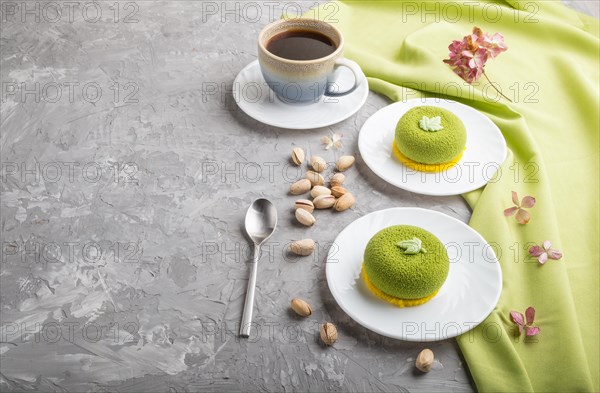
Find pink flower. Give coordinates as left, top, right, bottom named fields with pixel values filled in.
left=504, top=191, right=536, bottom=224
left=443, top=27, right=508, bottom=84
left=510, top=307, right=540, bottom=337
left=481, top=32, right=508, bottom=58
left=529, top=240, right=563, bottom=264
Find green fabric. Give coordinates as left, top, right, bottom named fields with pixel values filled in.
left=305, top=1, right=599, bottom=391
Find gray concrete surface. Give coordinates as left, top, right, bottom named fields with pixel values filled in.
left=1, top=1, right=596, bottom=392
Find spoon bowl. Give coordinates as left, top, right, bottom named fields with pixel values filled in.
left=245, top=198, right=277, bottom=245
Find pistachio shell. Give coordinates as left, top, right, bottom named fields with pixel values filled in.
left=333, top=193, right=355, bottom=211
left=289, top=179, right=311, bottom=195
left=310, top=185, right=331, bottom=198
left=295, top=208, right=316, bottom=226
left=309, top=156, right=327, bottom=172
left=330, top=186, right=347, bottom=198
left=336, top=155, right=355, bottom=172
left=313, top=194, right=336, bottom=209
left=291, top=147, right=305, bottom=166
left=320, top=322, right=337, bottom=346
left=415, top=349, right=434, bottom=372
left=290, top=239, right=316, bottom=256
left=295, top=199, right=314, bottom=213
left=330, top=173, right=346, bottom=187
left=306, top=171, right=325, bottom=186
left=291, top=298, right=312, bottom=317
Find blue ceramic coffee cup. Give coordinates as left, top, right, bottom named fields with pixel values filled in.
left=258, top=18, right=362, bottom=104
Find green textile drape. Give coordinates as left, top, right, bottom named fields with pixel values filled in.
left=304, top=1, right=599, bottom=391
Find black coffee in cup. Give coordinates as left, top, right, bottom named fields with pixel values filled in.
left=258, top=19, right=362, bottom=103
left=266, top=29, right=337, bottom=61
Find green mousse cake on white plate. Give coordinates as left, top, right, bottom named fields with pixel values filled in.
left=362, top=225, right=450, bottom=307
left=393, top=106, right=467, bottom=172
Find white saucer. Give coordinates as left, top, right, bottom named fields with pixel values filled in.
left=326, top=207, right=502, bottom=342
left=233, top=60, right=369, bottom=129
left=358, top=98, right=507, bottom=196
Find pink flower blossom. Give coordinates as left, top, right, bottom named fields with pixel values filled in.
left=481, top=32, right=508, bottom=58
left=504, top=191, right=536, bottom=224
left=529, top=240, right=563, bottom=264
left=510, top=307, right=540, bottom=336
left=443, top=27, right=508, bottom=84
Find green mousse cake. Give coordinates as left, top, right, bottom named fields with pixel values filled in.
left=363, top=225, right=449, bottom=303
left=394, top=106, right=466, bottom=165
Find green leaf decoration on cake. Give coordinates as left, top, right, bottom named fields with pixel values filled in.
left=396, top=237, right=427, bottom=255
left=419, top=116, right=444, bottom=132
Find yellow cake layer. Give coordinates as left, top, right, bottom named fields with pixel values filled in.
left=392, top=142, right=464, bottom=173
left=361, top=263, right=439, bottom=307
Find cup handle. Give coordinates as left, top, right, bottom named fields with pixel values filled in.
left=324, top=58, right=363, bottom=97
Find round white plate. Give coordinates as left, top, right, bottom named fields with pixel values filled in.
left=233, top=60, right=369, bottom=129
left=326, top=207, right=502, bottom=342
left=358, top=98, right=507, bottom=196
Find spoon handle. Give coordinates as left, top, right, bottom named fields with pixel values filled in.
left=239, top=244, right=259, bottom=337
